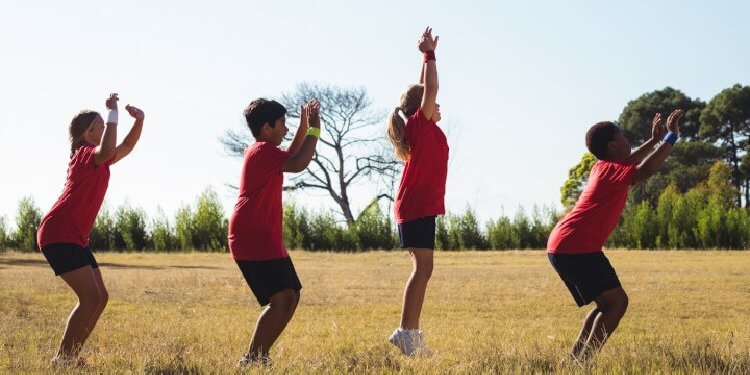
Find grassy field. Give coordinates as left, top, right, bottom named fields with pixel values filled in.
left=1, top=249, right=750, bottom=374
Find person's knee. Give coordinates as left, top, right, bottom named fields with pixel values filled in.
left=608, top=289, right=628, bottom=312
left=412, top=257, right=433, bottom=280
left=270, top=289, right=297, bottom=315
left=99, top=288, right=109, bottom=309
left=78, top=291, right=104, bottom=310
left=596, top=289, right=628, bottom=311
left=414, top=264, right=433, bottom=280
left=287, top=291, right=300, bottom=320
left=617, top=292, right=629, bottom=315
left=287, top=290, right=300, bottom=311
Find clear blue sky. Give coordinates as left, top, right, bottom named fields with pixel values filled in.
left=1, top=0, right=748, bottom=225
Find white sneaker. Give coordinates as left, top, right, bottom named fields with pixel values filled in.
left=51, top=355, right=82, bottom=367
left=236, top=354, right=271, bottom=369
left=412, top=330, right=433, bottom=356
left=389, top=328, right=428, bottom=356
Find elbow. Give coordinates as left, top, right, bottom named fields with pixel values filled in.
left=284, top=160, right=308, bottom=173
left=101, top=146, right=117, bottom=160
left=635, top=166, right=655, bottom=182
left=123, top=142, right=136, bottom=152
left=292, top=162, right=310, bottom=173
left=296, top=157, right=314, bottom=172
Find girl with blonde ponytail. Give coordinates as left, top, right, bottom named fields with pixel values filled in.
left=388, top=27, right=448, bottom=357
left=37, top=93, right=145, bottom=367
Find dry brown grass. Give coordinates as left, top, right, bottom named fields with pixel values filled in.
left=1, top=250, right=750, bottom=374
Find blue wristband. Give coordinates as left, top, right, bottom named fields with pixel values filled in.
left=663, top=132, right=678, bottom=145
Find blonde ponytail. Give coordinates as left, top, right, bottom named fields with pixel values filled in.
left=387, top=107, right=409, bottom=161
left=386, top=84, right=425, bottom=161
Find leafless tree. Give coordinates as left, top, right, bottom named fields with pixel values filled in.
left=221, top=83, right=402, bottom=225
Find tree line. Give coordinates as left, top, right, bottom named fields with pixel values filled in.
left=0, top=189, right=557, bottom=252
left=4, top=175, right=750, bottom=252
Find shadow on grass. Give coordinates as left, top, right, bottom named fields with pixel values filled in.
left=0, top=257, right=48, bottom=266
left=99, top=263, right=224, bottom=270
left=97, top=262, right=164, bottom=270
left=166, top=264, right=223, bottom=270
left=0, top=257, right=222, bottom=271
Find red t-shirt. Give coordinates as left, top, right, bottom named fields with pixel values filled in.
left=37, top=146, right=112, bottom=248
left=547, top=159, right=637, bottom=254
left=228, top=142, right=290, bottom=261
left=393, top=108, right=449, bottom=223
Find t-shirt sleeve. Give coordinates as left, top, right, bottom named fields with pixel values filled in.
left=405, top=108, right=430, bottom=140
left=608, top=161, right=638, bottom=186
left=75, top=145, right=116, bottom=167
left=623, top=162, right=637, bottom=186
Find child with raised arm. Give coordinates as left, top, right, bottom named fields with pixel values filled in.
left=386, top=27, right=448, bottom=356
left=228, top=98, right=320, bottom=367
left=37, top=93, right=145, bottom=366
left=547, top=109, right=683, bottom=362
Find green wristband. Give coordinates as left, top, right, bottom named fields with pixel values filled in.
left=307, top=127, right=321, bottom=138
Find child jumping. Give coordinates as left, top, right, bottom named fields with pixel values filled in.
left=37, top=93, right=145, bottom=366
left=547, top=109, right=684, bottom=362
left=228, top=98, right=320, bottom=367
left=386, top=27, right=448, bottom=356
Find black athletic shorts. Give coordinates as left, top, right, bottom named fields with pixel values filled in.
left=398, top=216, right=436, bottom=249
left=41, top=243, right=99, bottom=276
left=236, top=256, right=302, bottom=306
left=548, top=252, right=622, bottom=307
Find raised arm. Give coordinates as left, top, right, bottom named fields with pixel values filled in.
left=419, top=60, right=425, bottom=85
left=94, top=93, right=119, bottom=165
left=110, top=105, right=145, bottom=165
left=287, top=103, right=310, bottom=155
left=282, top=99, right=320, bottom=173
left=417, top=28, right=427, bottom=84
left=418, top=27, right=439, bottom=119
left=634, top=109, right=683, bottom=183
left=626, top=113, right=666, bottom=164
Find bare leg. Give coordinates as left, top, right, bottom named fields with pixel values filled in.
left=57, top=266, right=105, bottom=359
left=245, top=289, right=300, bottom=359
left=78, top=268, right=108, bottom=344
left=572, top=307, right=601, bottom=357
left=399, top=248, right=433, bottom=330
left=579, top=287, right=629, bottom=360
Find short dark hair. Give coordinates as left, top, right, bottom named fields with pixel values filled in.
left=243, top=98, right=286, bottom=138
left=585, top=121, right=619, bottom=160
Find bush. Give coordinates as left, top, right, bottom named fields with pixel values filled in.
left=114, top=203, right=149, bottom=251
left=174, top=205, right=194, bottom=251
left=12, top=197, right=42, bottom=252
left=0, top=216, right=8, bottom=253
left=150, top=208, right=178, bottom=252
left=354, top=199, right=396, bottom=251
left=611, top=162, right=750, bottom=249
left=90, top=204, right=116, bottom=251
left=191, top=188, right=228, bottom=252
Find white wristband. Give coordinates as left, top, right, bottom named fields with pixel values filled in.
left=107, top=109, right=118, bottom=124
